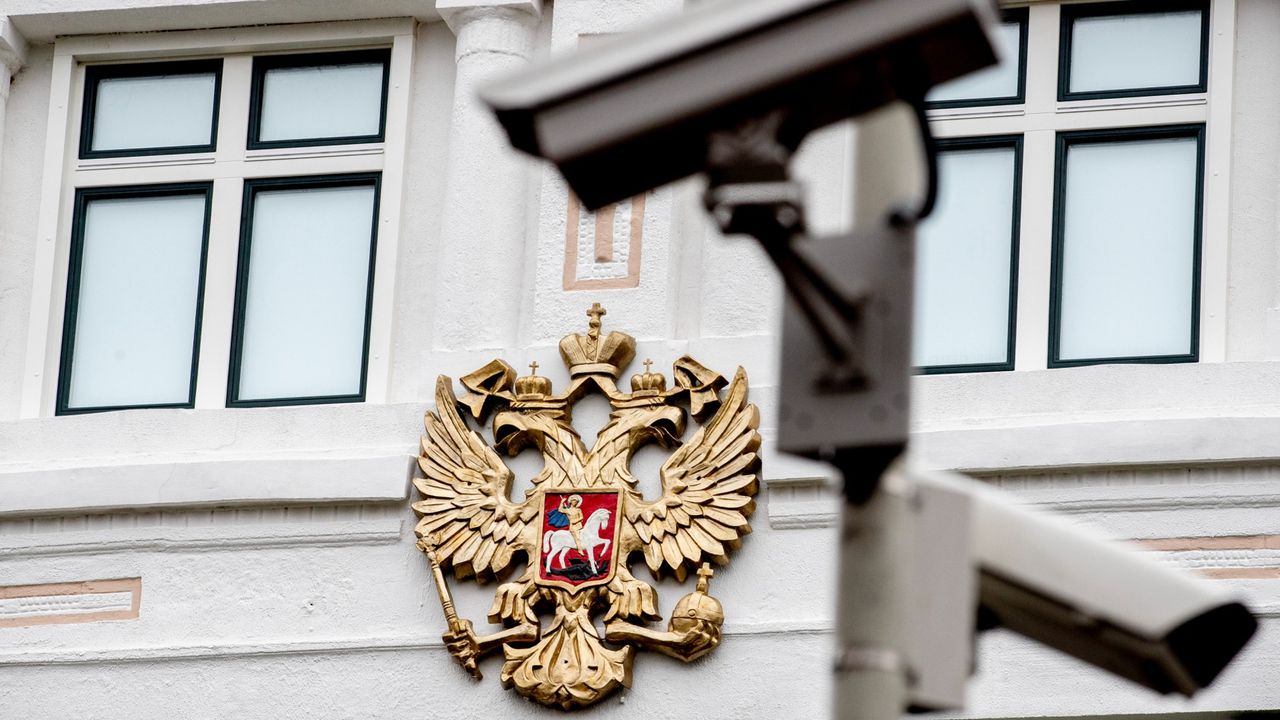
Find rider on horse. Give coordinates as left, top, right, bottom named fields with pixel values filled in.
left=556, top=494, right=585, bottom=551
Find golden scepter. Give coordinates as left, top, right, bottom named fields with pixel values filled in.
left=417, top=534, right=482, bottom=679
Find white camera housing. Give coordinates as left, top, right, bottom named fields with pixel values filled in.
left=910, top=467, right=1257, bottom=698
left=481, top=0, right=1000, bottom=209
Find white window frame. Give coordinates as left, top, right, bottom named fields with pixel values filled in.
left=925, top=0, right=1234, bottom=372
left=19, top=19, right=416, bottom=417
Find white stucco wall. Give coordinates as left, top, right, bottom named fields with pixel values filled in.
left=1, top=0, right=1279, bottom=718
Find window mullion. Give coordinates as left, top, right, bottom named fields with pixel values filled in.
left=216, top=55, right=253, bottom=165
left=192, top=176, right=244, bottom=409
left=1022, top=2, right=1061, bottom=116
left=1013, top=129, right=1056, bottom=372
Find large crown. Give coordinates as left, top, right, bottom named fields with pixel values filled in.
left=558, top=303, right=636, bottom=378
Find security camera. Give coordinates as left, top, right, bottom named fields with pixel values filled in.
left=481, top=0, right=1000, bottom=209
left=912, top=467, right=1257, bottom=698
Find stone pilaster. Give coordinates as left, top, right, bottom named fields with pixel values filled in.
left=432, top=0, right=541, bottom=350
left=0, top=17, right=28, bottom=212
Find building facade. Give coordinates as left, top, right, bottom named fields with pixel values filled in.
left=0, top=0, right=1278, bottom=717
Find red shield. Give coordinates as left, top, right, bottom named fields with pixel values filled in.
left=535, top=489, right=621, bottom=592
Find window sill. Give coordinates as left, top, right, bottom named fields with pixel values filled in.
left=6, top=361, right=1280, bottom=519
left=0, top=454, right=413, bottom=518
left=913, top=360, right=1280, bottom=473
left=0, top=402, right=425, bottom=518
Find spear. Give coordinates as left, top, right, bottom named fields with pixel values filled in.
left=418, top=533, right=482, bottom=679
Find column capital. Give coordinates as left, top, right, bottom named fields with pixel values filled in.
left=436, top=0, right=541, bottom=33
left=0, top=17, right=28, bottom=73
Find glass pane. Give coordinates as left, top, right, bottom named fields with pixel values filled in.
left=1068, top=10, right=1203, bottom=95
left=914, top=146, right=1018, bottom=368
left=928, top=21, right=1022, bottom=103
left=235, top=183, right=377, bottom=401
left=1057, top=136, right=1199, bottom=361
left=66, top=193, right=207, bottom=409
left=258, top=62, right=385, bottom=143
left=90, top=72, right=217, bottom=153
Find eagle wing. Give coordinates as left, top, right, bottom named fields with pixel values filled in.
left=413, top=376, right=538, bottom=581
left=628, top=368, right=761, bottom=582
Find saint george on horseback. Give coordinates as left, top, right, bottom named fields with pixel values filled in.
left=550, top=493, right=585, bottom=551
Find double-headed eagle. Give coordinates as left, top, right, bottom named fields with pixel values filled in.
left=412, top=304, right=761, bottom=710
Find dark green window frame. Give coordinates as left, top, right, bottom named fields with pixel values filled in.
left=917, top=135, right=1023, bottom=375
left=226, top=172, right=382, bottom=408
left=246, top=49, right=392, bottom=150
left=56, top=182, right=215, bottom=415
left=79, top=59, right=223, bottom=160
left=1058, top=0, right=1210, bottom=102
left=926, top=8, right=1028, bottom=110
left=1048, top=124, right=1206, bottom=369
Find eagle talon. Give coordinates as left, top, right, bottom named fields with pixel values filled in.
left=602, top=617, right=722, bottom=663
left=443, top=619, right=484, bottom=679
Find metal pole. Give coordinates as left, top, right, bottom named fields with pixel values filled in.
left=830, top=103, right=926, bottom=720
left=833, top=453, right=911, bottom=718
left=698, top=101, right=930, bottom=720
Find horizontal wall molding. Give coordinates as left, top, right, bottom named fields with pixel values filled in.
left=0, top=455, right=414, bottom=518
left=1142, top=535, right=1280, bottom=551
left=986, top=466, right=1280, bottom=517
left=1159, top=548, right=1280, bottom=570
left=0, top=578, right=140, bottom=628
left=0, top=517, right=403, bottom=559
left=1022, top=488, right=1280, bottom=516
left=0, top=618, right=833, bottom=666
left=4, top=608, right=1277, bottom=667
left=919, top=417, right=1280, bottom=475
left=9, top=9, right=425, bottom=44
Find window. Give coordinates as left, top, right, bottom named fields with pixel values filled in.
left=80, top=59, right=222, bottom=158
left=916, top=0, right=1228, bottom=373
left=1050, top=126, right=1204, bottom=366
left=228, top=175, right=381, bottom=407
left=22, top=21, right=412, bottom=416
left=914, top=137, right=1021, bottom=373
left=1059, top=0, right=1209, bottom=101
left=248, top=49, right=390, bottom=149
left=58, top=184, right=213, bottom=413
left=927, top=8, right=1028, bottom=109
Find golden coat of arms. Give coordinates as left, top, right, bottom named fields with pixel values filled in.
left=412, top=304, right=761, bottom=710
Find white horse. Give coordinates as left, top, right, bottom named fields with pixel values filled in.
left=543, top=508, right=612, bottom=576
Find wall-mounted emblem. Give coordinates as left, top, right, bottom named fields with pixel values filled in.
left=413, top=304, right=760, bottom=710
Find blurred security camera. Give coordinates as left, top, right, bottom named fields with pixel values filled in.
left=911, top=467, right=1257, bottom=698
left=481, top=0, right=1000, bottom=209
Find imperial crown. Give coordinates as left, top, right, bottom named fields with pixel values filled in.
left=629, top=360, right=667, bottom=395
left=558, top=302, right=636, bottom=378
left=513, top=364, right=553, bottom=399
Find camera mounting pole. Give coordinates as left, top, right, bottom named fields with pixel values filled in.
left=703, top=97, right=940, bottom=720
left=702, top=93, right=940, bottom=490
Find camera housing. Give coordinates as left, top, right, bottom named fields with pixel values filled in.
left=481, top=0, right=1000, bottom=209
left=913, top=467, right=1258, bottom=697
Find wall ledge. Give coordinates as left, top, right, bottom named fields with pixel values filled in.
left=0, top=455, right=414, bottom=518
